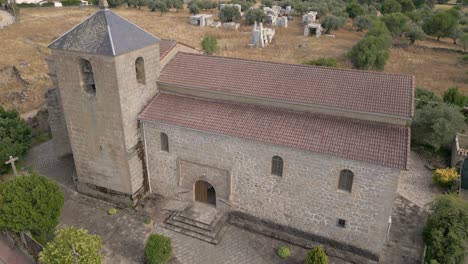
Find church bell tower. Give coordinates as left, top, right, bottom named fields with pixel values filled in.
left=47, top=0, right=161, bottom=205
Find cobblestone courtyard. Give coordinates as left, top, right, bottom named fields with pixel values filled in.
left=19, top=140, right=440, bottom=264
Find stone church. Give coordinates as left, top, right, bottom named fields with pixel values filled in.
left=45, top=1, right=414, bottom=262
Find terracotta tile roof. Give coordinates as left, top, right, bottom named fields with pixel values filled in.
left=159, top=53, right=414, bottom=118
left=140, top=93, right=410, bottom=169
left=159, top=39, right=177, bottom=59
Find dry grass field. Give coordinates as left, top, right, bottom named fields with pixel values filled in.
left=0, top=6, right=466, bottom=114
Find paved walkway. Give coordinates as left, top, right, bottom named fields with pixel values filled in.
left=0, top=10, right=14, bottom=29
left=0, top=237, right=33, bottom=264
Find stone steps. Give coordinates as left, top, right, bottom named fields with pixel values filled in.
left=163, top=210, right=227, bottom=245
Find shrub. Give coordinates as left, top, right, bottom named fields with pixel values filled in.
left=353, top=15, right=373, bottom=32
left=189, top=4, right=200, bottom=15
left=303, top=58, right=337, bottom=67
left=0, top=107, right=32, bottom=174
left=60, top=0, right=81, bottom=6
left=219, top=6, right=241, bottom=22
left=304, top=246, right=328, bottom=264
left=423, top=195, right=468, bottom=264
left=346, top=0, right=364, bottom=19
left=245, top=8, right=266, bottom=25
left=415, top=87, right=441, bottom=109
left=443, top=87, right=468, bottom=108
left=411, top=103, right=465, bottom=151
left=144, top=234, right=172, bottom=264
left=432, top=168, right=460, bottom=189
left=201, top=35, right=218, bottom=55
left=107, top=208, right=117, bottom=215
left=277, top=246, right=291, bottom=259
left=347, top=35, right=391, bottom=70
left=39, top=227, right=104, bottom=264
left=460, top=54, right=468, bottom=63
left=0, top=173, right=64, bottom=244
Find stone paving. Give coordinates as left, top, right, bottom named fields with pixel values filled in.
left=22, top=141, right=441, bottom=263
left=0, top=237, right=33, bottom=264
left=0, top=10, right=14, bottom=29
left=397, top=152, right=442, bottom=209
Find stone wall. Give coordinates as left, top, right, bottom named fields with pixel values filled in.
left=142, top=121, right=401, bottom=260
left=44, top=88, right=71, bottom=157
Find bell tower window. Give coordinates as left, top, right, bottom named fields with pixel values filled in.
left=80, top=59, right=96, bottom=95
left=135, top=57, right=146, bottom=85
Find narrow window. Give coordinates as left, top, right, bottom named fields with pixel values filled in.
left=337, top=218, right=346, bottom=228
left=271, top=156, right=283, bottom=176
left=135, top=57, right=146, bottom=85
left=338, top=169, right=354, bottom=192
left=160, top=133, right=169, bottom=152
left=80, top=59, right=96, bottom=95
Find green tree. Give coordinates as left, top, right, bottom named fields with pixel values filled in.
left=107, top=0, right=123, bottom=7
left=167, top=0, right=183, bottom=11
left=423, top=195, right=468, bottom=264
left=381, top=0, right=402, bottom=14
left=189, top=3, right=200, bottom=14
left=347, top=35, right=391, bottom=70
left=415, top=87, right=441, bottom=109
left=321, top=15, right=346, bottom=34
left=443, top=87, right=468, bottom=107
left=148, top=0, right=168, bottom=15
left=303, top=57, right=337, bottom=67
left=405, top=22, right=426, bottom=44
left=353, top=15, right=373, bottom=31
left=144, top=234, right=172, bottom=264
left=201, top=35, right=218, bottom=55
left=245, top=8, right=266, bottom=25
left=423, top=10, right=458, bottom=40
left=366, top=19, right=391, bottom=37
left=0, top=173, right=64, bottom=244
left=448, top=26, right=464, bottom=44
left=304, top=246, right=328, bottom=264
left=219, top=6, right=241, bottom=22
left=39, top=227, right=103, bottom=264
left=382, top=12, right=410, bottom=37
left=0, top=107, right=32, bottom=174
left=346, top=0, right=364, bottom=18
left=412, top=103, right=465, bottom=150
left=398, top=0, right=415, bottom=12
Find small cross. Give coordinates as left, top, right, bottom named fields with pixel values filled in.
left=4, top=156, right=19, bottom=176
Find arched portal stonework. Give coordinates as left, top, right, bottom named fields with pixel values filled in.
left=178, top=160, right=230, bottom=209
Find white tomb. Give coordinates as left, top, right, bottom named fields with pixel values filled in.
left=304, top=22, right=323, bottom=37
left=190, top=14, right=214, bottom=27
left=250, top=21, right=275, bottom=48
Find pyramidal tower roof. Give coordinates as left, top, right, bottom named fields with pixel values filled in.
left=48, top=0, right=160, bottom=56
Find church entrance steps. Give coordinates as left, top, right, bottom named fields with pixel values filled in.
left=162, top=202, right=227, bottom=245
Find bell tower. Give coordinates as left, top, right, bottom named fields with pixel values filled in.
left=47, top=0, right=160, bottom=205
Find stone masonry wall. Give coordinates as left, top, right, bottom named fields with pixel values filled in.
left=143, top=121, right=401, bottom=259
left=45, top=88, right=72, bottom=158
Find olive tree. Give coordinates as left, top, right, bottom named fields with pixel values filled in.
left=321, top=15, right=346, bottom=34
left=353, top=15, right=373, bottom=32
left=219, top=6, right=241, bottom=22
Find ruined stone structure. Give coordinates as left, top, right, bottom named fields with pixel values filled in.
left=303, top=11, right=318, bottom=24
left=304, top=22, right=323, bottom=37
left=250, top=22, right=275, bottom=48
left=189, top=14, right=214, bottom=27
left=47, top=1, right=414, bottom=262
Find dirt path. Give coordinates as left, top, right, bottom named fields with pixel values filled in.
left=0, top=10, right=14, bottom=29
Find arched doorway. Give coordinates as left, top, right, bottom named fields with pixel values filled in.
left=195, top=180, right=216, bottom=206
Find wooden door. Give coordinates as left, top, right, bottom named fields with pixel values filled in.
left=195, top=181, right=208, bottom=203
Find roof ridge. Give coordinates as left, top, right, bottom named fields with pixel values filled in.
left=175, top=52, right=415, bottom=79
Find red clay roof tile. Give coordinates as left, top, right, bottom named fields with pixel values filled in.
left=159, top=53, right=414, bottom=118
left=140, top=93, right=410, bottom=169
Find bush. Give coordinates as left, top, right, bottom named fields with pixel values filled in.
left=189, top=4, right=200, bottom=14
left=303, top=58, right=337, bottom=67
left=432, top=168, right=460, bottom=189
left=277, top=246, right=291, bottom=259
left=0, top=173, right=64, bottom=244
left=0, top=107, right=32, bottom=174
left=353, top=15, right=373, bottom=32
left=60, top=0, right=81, bottom=6
left=443, top=87, right=468, bottom=108
left=144, top=234, right=172, bottom=264
left=411, top=103, right=465, bottom=151
left=107, top=208, right=117, bottom=215
left=201, top=35, right=218, bottom=55
left=347, top=35, right=391, bottom=70
left=219, top=6, right=241, bottom=22
left=304, top=246, right=328, bottom=264
left=423, top=195, right=468, bottom=264
left=245, top=8, right=266, bottom=25
left=39, top=227, right=103, bottom=264
left=415, top=87, right=441, bottom=109
left=346, top=0, right=364, bottom=19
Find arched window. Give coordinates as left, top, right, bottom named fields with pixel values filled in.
left=135, top=57, right=146, bottom=85
left=160, top=132, right=169, bottom=152
left=338, top=169, right=354, bottom=192
left=271, top=156, right=283, bottom=176
left=80, top=59, right=96, bottom=95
